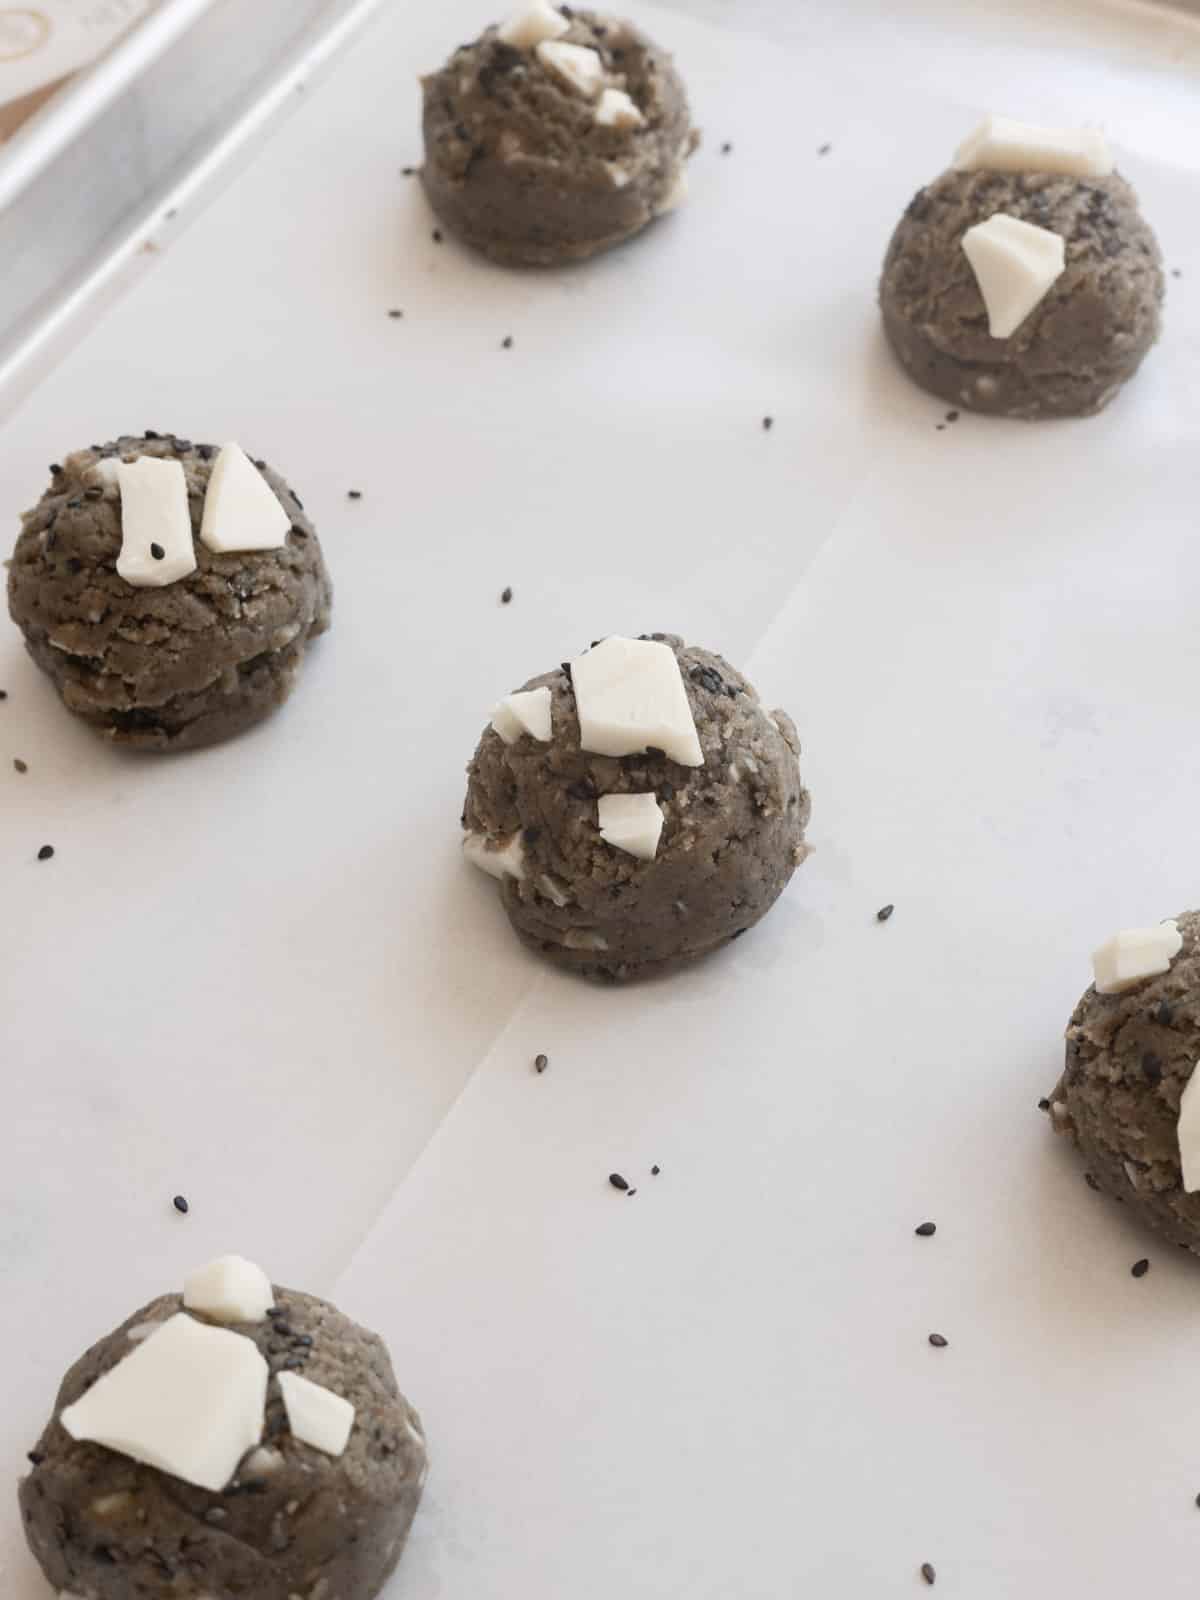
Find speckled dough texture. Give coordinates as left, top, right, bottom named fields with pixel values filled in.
left=880, top=169, right=1163, bottom=418
left=19, top=1287, right=426, bottom=1600
left=463, top=635, right=811, bottom=980
left=7, top=436, right=332, bottom=751
left=1048, top=911, right=1200, bottom=1251
left=421, top=9, right=697, bottom=266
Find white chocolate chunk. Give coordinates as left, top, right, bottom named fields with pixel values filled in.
left=605, top=162, right=632, bottom=189
left=595, top=87, right=644, bottom=129
left=1178, top=1062, right=1200, bottom=1193
left=955, top=115, right=1113, bottom=179
left=1092, top=921, right=1182, bottom=995
left=498, top=0, right=568, bottom=49
left=491, top=686, right=553, bottom=745
left=184, top=1256, right=275, bottom=1324
left=199, top=443, right=290, bottom=554
left=87, top=457, right=122, bottom=491
left=278, top=1372, right=355, bottom=1458
left=116, top=457, right=196, bottom=588
left=598, top=792, right=664, bottom=861
left=60, top=1313, right=268, bottom=1493
left=571, top=637, right=703, bottom=767
left=463, top=830, right=525, bottom=881
left=961, top=213, right=1065, bottom=339
left=536, top=40, right=604, bottom=98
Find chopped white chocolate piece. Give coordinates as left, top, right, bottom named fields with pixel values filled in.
left=278, top=1372, right=355, bottom=1458
left=598, top=792, right=664, bottom=861
left=60, top=1314, right=268, bottom=1493
left=116, top=457, right=195, bottom=588
left=595, top=87, right=644, bottom=129
left=199, top=443, right=290, bottom=554
left=605, top=162, right=632, bottom=189
left=536, top=39, right=605, bottom=98
left=571, top=637, right=703, bottom=766
left=961, top=213, right=1065, bottom=339
left=1091, top=921, right=1182, bottom=995
left=498, top=0, right=568, bottom=50
left=87, top=457, right=122, bottom=491
left=1179, top=1062, right=1200, bottom=1193
left=955, top=115, right=1113, bottom=179
left=463, top=830, right=525, bottom=881
left=491, top=686, right=553, bottom=745
left=184, top=1256, right=274, bottom=1324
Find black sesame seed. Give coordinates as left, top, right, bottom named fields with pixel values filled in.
left=66, top=498, right=81, bottom=509
left=1173, top=267, right=1183, bottom=279
left=273, top=1321, right=295, bottom=1337
left=945, top=410, right=959, bottom=424
left=0, top=689, right=6, bottom=700
left=36, top=844, right=54, bottom=861
left=254, top=458, right=267, bottom=470
left=144, top=429, right=160, bottom=439
left=1157, top=1000, right=1174, bottom=1025
left=388, top=308, right=404, bottom=319
left=501, top=336, right=514, bottom=349
left=14, top=759, right=27, bottom=773
left=1037, top=1097, right=1051, bottom=1111
left=1084, top=1172, right=1101, bottom=1192
left=644, top=745, right=666, bottom=759
left=560, top=662, right=573, bottom=678
left=534, top=1053, right=549, bottom=1074
left=721, top=140, right=733, bottom=154
left=626, top=1188, right=637, bottom=1197
left=345, top=491, right=362, bottom=503
left=1131, top=1258, right=1150, bottom=1278
left=920, top=1562, right=936, bottom=1585
left=49, top=463, right=63, bottom=475
left=150, top=542, right=165, bottom=561
left=1194, top=1490, right=1200, bottom=1508
left=762, top=415, right=774, bottom=431
left=608, top=1173, right=630, bottom=1191
left=27, top=1450, right=44, bottom=1467
left=402, top=165, right=417, bottom=176
left=876, top=904, right=895, bottom=922
left=197, top=444, right=214, bottom=461
left=914, top=1221, right=936, bottom=1237
left=432, top=229, right=443, bottom=243
left=172, top=1194, right=189, bottom=1214
left=928, top=1333, right=948, bottom=1348
left=501, top=586, right=513, bottom=603
left=651, top=1164, right=660, bottom=1176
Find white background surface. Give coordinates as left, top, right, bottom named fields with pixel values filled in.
left=3, top=0, right=1200, bottom=1593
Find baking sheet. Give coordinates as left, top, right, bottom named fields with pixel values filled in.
left=3, top=0, right=1200, bottom=1593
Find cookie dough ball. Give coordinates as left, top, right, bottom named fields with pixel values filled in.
left=20, top=1271, right=426, bottom=1600
left=1049, top=912, right=1200, bottom=1251
left=421, top=6, right=697, bottom=266
left=880, top=167, right=1163, bottom=418
left=7, top=435, right=332, bottom=751
left=462, top=633, right=811, bottom=980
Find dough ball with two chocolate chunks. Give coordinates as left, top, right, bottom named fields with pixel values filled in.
left=7, top=435, right=332, bottom=751
left=1049, top=913, right=1200, bottom=1252
left=19, top=1259, right=426, bottom=1600
left=880, top=117, right=1164, bottom=418
left=462, top=633, right=811, bottom=980
left=420, top=5, right=698, bottom=266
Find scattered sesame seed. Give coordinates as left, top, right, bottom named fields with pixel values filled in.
left=928, top=1333, right=948, bottom=1348
left=762, top=416, right=774, bottom=431
left=49, top=463, right=63, bottom=476
left=721, top=141, right=733, bottom=154
left=608, top=1173, right=630, bottom=1192
left=1084, top=1172, right=1101, bottom=1191
left=14, top=759, right=27, bottom=773
left=144, top=429, right=160, bottom=439
left=388, top=309, right=404, bottom=319
left=651, top=1164, right=661, bottom=1176
left=150, top=543, right=165, bottom=561
left=1194, top=1491, right=1200, bottom=1508
left=502, top=336, right=514, bottom=349
left=876, top=904, right=894, bottom=922
left=534, top=1053, right=549, bottom=1073
left=1037, top=1097, right=1051, bottom=1111
left=501, top=586, right=513, bottom=604
left=945, top=410, right=960, bottom=423
left=914, top=1221, right=936, bottom=1237
left=402, top=165, right=417, bottom=177
left=27, top=1450, right=44, bottom=1467
left=172, top=1194, right=189, bottom=1215
left=0, top=689, right=7, bottom=700
left=1172, top=268, right=1183, bottom=278
left=1131, top=1258, right=1150, bottom=1278
left=921, top=1562, right=936, bottom=1585
left=817, top=142, right=832, bottom=156
left=432, top=229, right=444, bottom=243
left=348, top=490, right=362, bottom=500
left=37, top=844, right=54, bottom=861
left=626, top=1188, right=638, bottom=1197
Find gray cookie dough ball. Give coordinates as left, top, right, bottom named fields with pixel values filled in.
left=19, top=1286, right=426, bottom=1600
left=879, top=169, right=1163, bottom=418
left=463, top=634, right=811, bottom=980
left=420, top=8, right=697, bottom=266
left=1048, top=911, right=1200, bottom=1251
left=7, top=435, right=332, bottom=751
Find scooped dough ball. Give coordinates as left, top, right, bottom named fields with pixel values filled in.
left=7, top=435, right=332, bottom=751
left=19, top=1286, right=426, bottom=1600
left=880, top=169, right=1163, bottom=418
left=1048, top=911, right=1200, bottom=1251
left=420, top=8, right=698, bottom=266
left=463, top=634, right=811, bottom=980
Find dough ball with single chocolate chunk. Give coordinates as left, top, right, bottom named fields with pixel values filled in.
left=462, top=633, right=811, bottom=980
left=880, top=122, right=1163, bottom=418
left=20, top=1266, right=426, bottom=1600
left=1048, top=912, right=1200, bottom=1251
left=420, top=5, right=698, bottom=266
left=7, top=434, right=332, bottom=751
